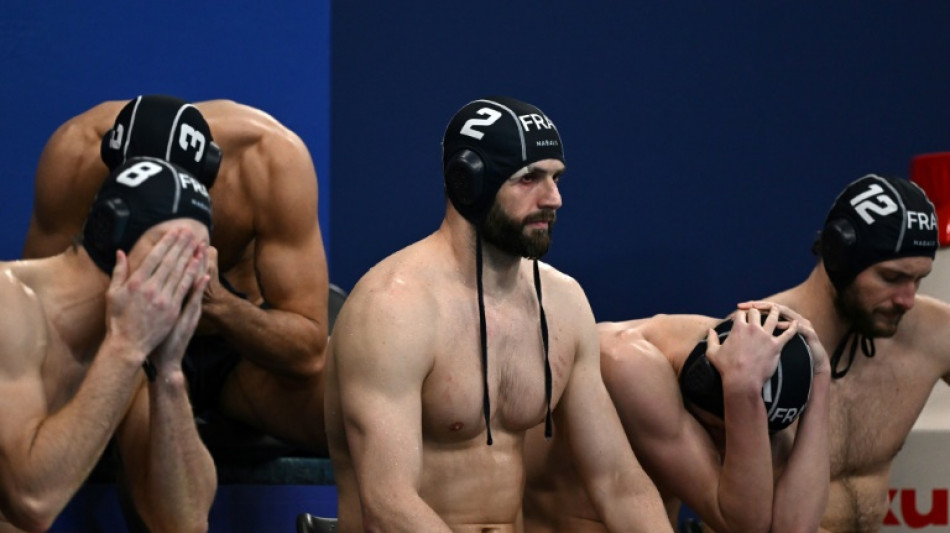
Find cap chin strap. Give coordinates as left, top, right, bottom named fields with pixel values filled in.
left=830, top=327, right=876, bottom=379
left=476, top=228, right=492, bottom=445
left=534, top=259, right=554, bottom=440
left=475, top=226, right=553, bottom=446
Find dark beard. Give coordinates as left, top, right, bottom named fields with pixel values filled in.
left=833, top=282, right=899, bottom=338
left=481, top=202, right=556, bottom=259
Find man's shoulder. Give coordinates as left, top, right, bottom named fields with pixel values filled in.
left=197, top=100, right=307, bottom=155
left=599, top=313, right=716, bottom=363
left=347, top=247, right=444, bottom=315
left=914, top=293, right=950, bottom=315
left=534, top=260, right=587, bottom=302
left=0, top=266, right=49, bottom=368
left=599, top=324, right=672, bottom=372
left=900, top=295, right=950, bottom=355
left=43, top=100, right=123, bottom=163
left=332, top=251, right=447, bottom=361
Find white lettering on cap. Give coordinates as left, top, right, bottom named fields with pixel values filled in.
left=769, top=407, right=800, bottom=425
left=178, top=172, right=211, bottom=200
left=907, top=210, right=937, bottom=231
left=518, top=113, right=554, bottom=132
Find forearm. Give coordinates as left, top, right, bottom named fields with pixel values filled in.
left=1, top=341, right=143, bottom=530
left=360, top=492, right=455, bottom=533
left=134, top=368, right=216, bottom=533
left=202, top=291, right=325, bottom=378
left=771, top=373, right=830, bottom=533
left=593, top=464, right=672, bottom=533
left=717, top=385, right=773, bottom=533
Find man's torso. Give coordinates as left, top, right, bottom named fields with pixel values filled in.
left=774, top=292, right=950, bottom=531
left=328, top=235, right=581, bottom=531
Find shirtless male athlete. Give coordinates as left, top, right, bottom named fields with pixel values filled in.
left=0, top=157, right=216, bottom=532
left=324, top=97, right=670, bottom=532
left=526, top=303, right=829, bottom=533
left=758, top=174, right=949, bottom=531
left=23, top=96, right=329, bottom=452
left=532, top=173, right=943, bottom=532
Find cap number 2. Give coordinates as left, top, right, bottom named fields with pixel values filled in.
left=460, top=108, right=502, bottom=140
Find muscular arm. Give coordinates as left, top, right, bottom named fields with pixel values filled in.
left=116, top=268, right=216, bottom=533
left=0, top=230, right=206, bottom=531
left=601, top=314, right=776, bottom=533
left=333, top=284, right=451, bottom=532
left=0, top=328, right=146, bottom=532
left=769, top=310, right=831, bottom=533
left=23, top=103, right=118, bottom=259
left=201, top=135, right=328, bottom=378
left=561, top=289, right=671, bottom=533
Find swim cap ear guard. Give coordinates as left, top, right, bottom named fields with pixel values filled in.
left=101, top=95, right=222, bottom=188
left=818, top=174, right=938, bottom=292
left=442, top=96, right=565, bottom=223
left=83, top=156, right=213, bottom=274
left=680, top=317, right=814, bottom=433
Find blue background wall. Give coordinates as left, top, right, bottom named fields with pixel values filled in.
left=331, top=2, right=950, bottom=321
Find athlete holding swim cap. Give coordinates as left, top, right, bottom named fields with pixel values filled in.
left=524, top=302, right=830, bottom=533
left=0, top=157, right=216, bottom=531
left=24, top=96, right=329, bottom=454
left=324, top=97, right=670, bottom=532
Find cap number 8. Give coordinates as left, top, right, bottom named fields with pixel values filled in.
left=116, top=160, right=165, bottom=188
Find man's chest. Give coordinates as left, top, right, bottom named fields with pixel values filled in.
left=41, top=341, right=92, bottom=414
left=420, top=309, right=575, bottom=443
left=829, top=354, right=939, bottom=477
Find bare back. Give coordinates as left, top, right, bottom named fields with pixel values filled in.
left=325, top=231, right=584, bottom=532
left=25, top=99, right=326, bottom=308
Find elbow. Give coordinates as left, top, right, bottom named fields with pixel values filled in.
left=769, top=513, right=821, bottom=533
left=173, top=517, right=210, bottom=533
left=716, top=507, right=771, bottom=533
left=149, top=516, right=210, bottom=533
left=736, top=513, right=772, bottom=533
left=360, top=507, right=388, bottom=533
left=293, top=329, right=329, bottom=379
left=359, top=491, right=403, bottom=533
left=288, top=341, right=327, bottom=379
left=2, top=493, right=62, bottom=533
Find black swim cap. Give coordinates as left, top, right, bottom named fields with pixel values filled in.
left=442, top=96, right=565, bottom=223
left=819, top=174, right=938, bottom=292
left=680, top=317, right=814, bottom=433
left=101, top=95, right=221, bottom=187
left=82, top=156, right=213, bottom=274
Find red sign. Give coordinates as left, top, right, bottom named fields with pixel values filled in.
left=885, top=488, right=949, bottom=528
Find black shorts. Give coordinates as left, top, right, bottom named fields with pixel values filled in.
left=182, top=275, right=252, bottom=421
left=182, top=333, right=241, bottom=422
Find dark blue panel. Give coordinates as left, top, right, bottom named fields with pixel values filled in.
left=331, top=1, right=950, bottom=319
left=50, top=483, right=338, bottom=532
